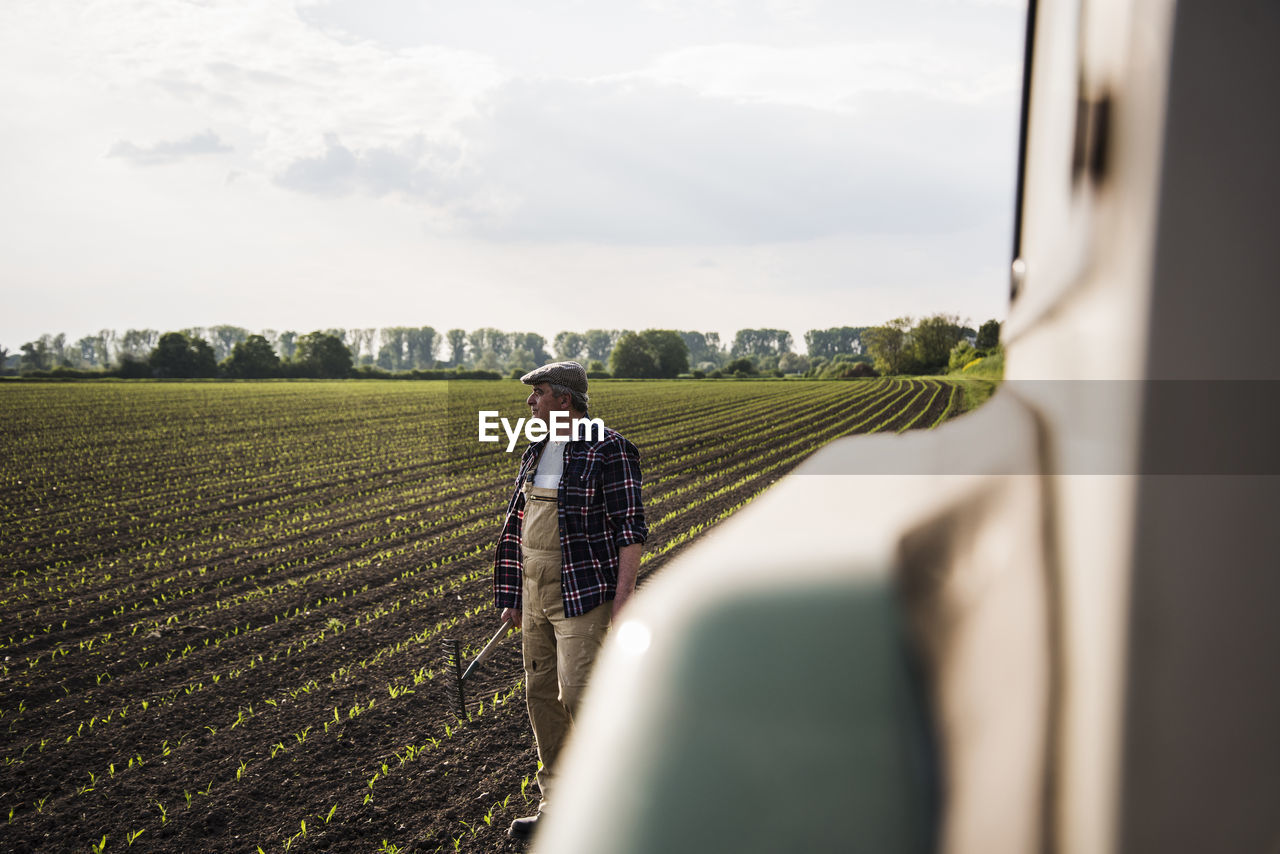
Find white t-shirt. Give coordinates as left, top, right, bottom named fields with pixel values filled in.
left=533, top=440, right=565, bottom=490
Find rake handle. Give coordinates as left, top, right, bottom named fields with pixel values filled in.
left=461, top=616, right=515, bottom=684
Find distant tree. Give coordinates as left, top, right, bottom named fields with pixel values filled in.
left=204, top=325, right=249, bottom=361
left=679, top=331, right=728, bottom=367
left=323, top=328, right=348, bottom=357
left=911, top=314, right=964, bottom=373
left=150, top=332, right=217, bottom=378
left=224, top=335, right=281, bottom=378
left=74, top=336, right=98, bottom=367
left=977, top=319, right=1002, bottom=350
left=407, top=327, right=440, bottom=369
left=554, top=331, right=586, bottom=362
left=93, top=329, right=117, bottom=366
left=19, top=337, right=52, bottom=372
left=294, top=331, right=353, bottom=378
left=863, top=318, right=918, bottom=375
left=181, top=327, right=208, bottom=348
left=804, top=327, right=867, bottom=359
left=50, top=333, right=70, bottom=367
left=120, top=329, right=160, bottom=360
left=277, top=331, right=299, bottom=361
left=446, top=329, right=467, bottom=367
left=116, top=355, right=152, bottom=378
left=378, top=326, right=439, bottom=370
left=21, top=333, right=70, bottom=369
left=725, top=356, right=757, bottom=376
left=506, top=348, right=538, bottom=374
left=78, top=332, right=115, bottom=367
left=468, top=328, right=512, bottom=366
left=601, top=330, right=686, bottom=378
left=347, top=328, right=377, bottom=366
left=949, top=340, right=978, bottom=372
left=190, top=338, right=217, bottom=376
left=705, top=332, right=723, bottom=359
left=511, top=332, right=549, bottom=366
left=377, top=327, right=408, bottom=371
left=778, top=352, right=810, bottom=374
left=731, top=328, right=793, bottom=358
left=644, top=330, right=689, bottom=376
left=609, top=332, right=656, bottom=378
left=679, top=331, right=707, bottom=364
left=583, top=329, right=619, bottom=364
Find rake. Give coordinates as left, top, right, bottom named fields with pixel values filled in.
left=445, top=617, right=515, bottom=718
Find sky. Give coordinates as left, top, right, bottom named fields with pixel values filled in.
left=0, top=0, right=1026, bottom=354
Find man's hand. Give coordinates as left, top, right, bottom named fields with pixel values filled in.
left=611, top=543, right=643, bottom=621
left=501, top=606, right=522, bottom=629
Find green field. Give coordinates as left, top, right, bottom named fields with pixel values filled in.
left=0, top=378, right=962, bottom=853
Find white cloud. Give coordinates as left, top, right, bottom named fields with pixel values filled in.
left=272, top=132, right=468, bottom=202
left=0, top=0, right=1025, bottom=345
left=107, top=129, right=233, bottom=165
left=635, top=40, right=1018, bottom=112
left=423, top=76, right=1017, bottom=244
left=261, top=71, right=1017, bottom=245
left=2, top=0, right=504, bottom=170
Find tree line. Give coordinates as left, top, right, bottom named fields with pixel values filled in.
left=2, top=318, right=1000, bottom=380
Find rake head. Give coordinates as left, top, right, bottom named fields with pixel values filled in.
left=445, top=617, right=514, bottom=720
left=444, top=637, right=466, bottom=719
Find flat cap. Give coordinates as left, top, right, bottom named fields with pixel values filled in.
left=521, top=360, right=588, bottom=394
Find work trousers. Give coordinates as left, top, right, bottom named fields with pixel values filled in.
left=520, top=482, right=611, bottom=811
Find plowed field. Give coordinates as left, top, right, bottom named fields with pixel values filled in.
left=0, top=378, right=962, bottom=853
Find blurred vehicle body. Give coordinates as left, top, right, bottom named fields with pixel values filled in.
left=538, top=1, right=1280, bottom=852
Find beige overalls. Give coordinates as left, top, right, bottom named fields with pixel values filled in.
left=520, top=479, right=612, bottom=811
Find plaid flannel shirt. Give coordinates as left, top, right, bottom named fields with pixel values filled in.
left=493, top=426, right=648, bottom=618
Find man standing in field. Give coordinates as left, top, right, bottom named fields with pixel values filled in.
left=492, top=361, right=647, bottom=841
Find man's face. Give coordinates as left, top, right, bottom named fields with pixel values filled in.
left=527, top=382, right=570, bottom=425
